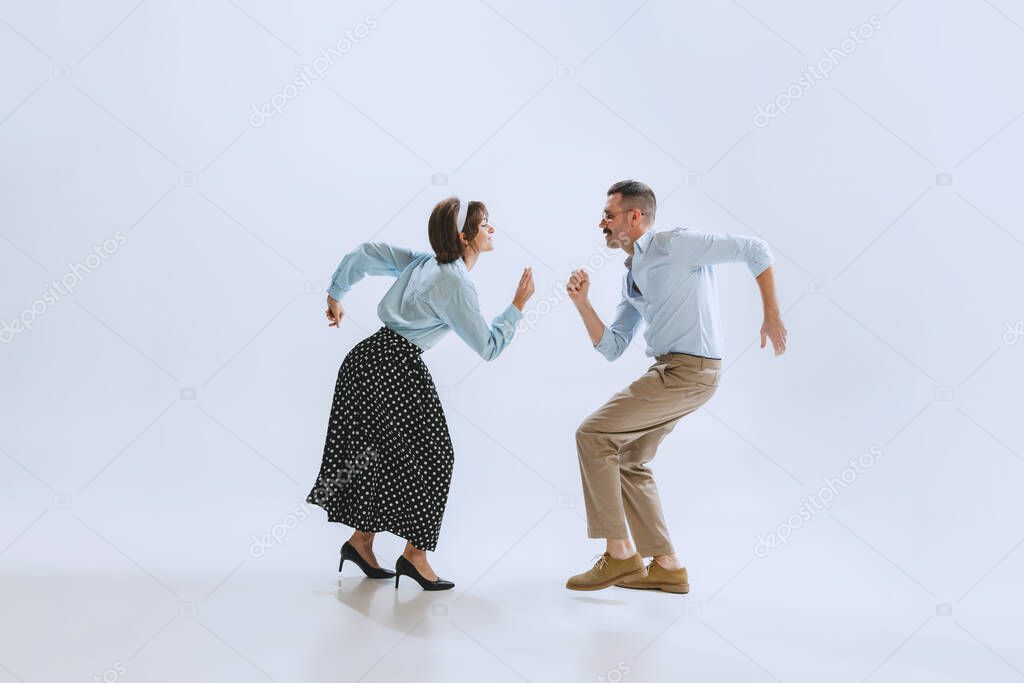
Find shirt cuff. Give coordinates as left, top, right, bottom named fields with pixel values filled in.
left=749, top=259, right=773, bottom=278
left=748, top=240, right=775, bottom=277
left=327, top=281, right=349, bottom=300
left=594, top=326, right=617, bottom=358
left=501, top=303, right=524, bottom=325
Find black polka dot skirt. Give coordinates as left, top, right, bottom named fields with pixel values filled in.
left=305, top=326, right=455, bottom=551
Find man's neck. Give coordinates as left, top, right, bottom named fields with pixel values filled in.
left=622, top=225, right=652, bottom=257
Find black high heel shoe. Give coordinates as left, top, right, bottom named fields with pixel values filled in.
left=394, top=555, right=454, bottom=591
left=339, top=542, right=396, bottom=579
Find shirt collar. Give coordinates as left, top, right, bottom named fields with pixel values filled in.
left=623, top=229, right=656, bottom=267
left=634, top=229, right=655, bottom=254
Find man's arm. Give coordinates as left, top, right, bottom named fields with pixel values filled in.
left=671, top=229, right=774, bottom=278
left=672, top=229, right=786, bottom=355
left=568, top=268, right=605, bottom=345
left=567, top=269, right=642, bottom=361
left=756, top=266, right=787, bottom=355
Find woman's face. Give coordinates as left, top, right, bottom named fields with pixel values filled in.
left=464, top=214, right=496, bottom=254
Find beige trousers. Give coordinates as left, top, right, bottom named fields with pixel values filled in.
left=576, top=352, right=721, bottom=557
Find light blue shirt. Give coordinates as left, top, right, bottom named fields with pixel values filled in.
left=595, top=227, right=774, bottom=361
left=328, top=242, right=523, bottom=360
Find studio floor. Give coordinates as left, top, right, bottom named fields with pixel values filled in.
left=2, top=509, right=1021, bottom=683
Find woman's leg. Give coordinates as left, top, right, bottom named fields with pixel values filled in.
left=350, top=530, right=442, bottom=580
left=347, top=529, right=382, bottom=569
left=401, top=541, right=439, bottom=581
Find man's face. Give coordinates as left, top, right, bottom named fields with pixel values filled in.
left=599, top=193, right=644, bottom=250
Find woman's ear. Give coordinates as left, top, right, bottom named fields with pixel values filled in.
left=458, top=231, right=469, bottom=247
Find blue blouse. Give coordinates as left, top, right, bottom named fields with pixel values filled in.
left=327, top=242, right=523, bottom=360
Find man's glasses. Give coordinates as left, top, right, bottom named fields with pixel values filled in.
left=601, top=208, right=644, bottom=222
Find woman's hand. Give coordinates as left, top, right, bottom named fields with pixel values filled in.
left=326, top=295, right=344, bottom=328
left=566, top=268, right=590, bottom=305
left=512, top=267, right=535, bottom=311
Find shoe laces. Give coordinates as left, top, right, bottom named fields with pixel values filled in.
left=591, top=553, right=608, bottom=571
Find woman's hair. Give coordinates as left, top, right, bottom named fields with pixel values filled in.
left=428, top=197, right=487, bottom=265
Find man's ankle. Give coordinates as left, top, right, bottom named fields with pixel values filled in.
left=606, top=542, right=636, bottom=560
left=653, top=555, right=682, bottom=570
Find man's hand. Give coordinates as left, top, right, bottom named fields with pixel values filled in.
left=566, top=268, right=605, bottom=346
left=760, top=313, right=787, bottom=355
left=326, top=295, right=344, bottom=328
left=566, top=269, right=590, bottom=304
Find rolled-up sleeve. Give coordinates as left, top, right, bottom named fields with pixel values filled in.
left=441, top=284, right=523, bottom=361
left=327, top=242, right=427, bottom=300
left=594, top=293, right=643, bottom=362
left=672, top=229, right=774, bottom=278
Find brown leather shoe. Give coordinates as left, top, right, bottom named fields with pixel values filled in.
left=566, top=552, right=644, bottom=591
left=615, top=561, right=689, bottom=593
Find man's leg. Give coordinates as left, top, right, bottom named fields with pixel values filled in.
left=567, top=382, right=647, bottom=590
left=569, top=360, right=707, bottom=590
left=575, top=368, right=676, bottom=547
left=614, top=355, right=720, bottom=592
left=619, top=426, right=675, bottom=559
left=622, top=357, right=718, bottom=560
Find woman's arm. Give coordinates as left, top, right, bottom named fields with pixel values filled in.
left=327, top=242, right=426, bottom=300
left=325, top=242, right=426, bottom=328
left=441, top=270, right=532, bottom=361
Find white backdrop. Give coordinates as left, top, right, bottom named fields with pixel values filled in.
left=2, top=1, right=1023, bottom=681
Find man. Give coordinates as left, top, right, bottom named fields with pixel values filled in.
left=565, top=180, right=787, bottom=594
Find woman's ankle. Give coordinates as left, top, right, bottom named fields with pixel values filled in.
left=350, top=530, right=374, bottom=545
left=403, top=544, right=426, bottom=560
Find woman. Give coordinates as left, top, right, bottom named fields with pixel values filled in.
left=306, top=197, right=534, bottom=591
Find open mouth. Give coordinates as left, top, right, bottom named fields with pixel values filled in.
left=602, top=228, right=612, bottom=236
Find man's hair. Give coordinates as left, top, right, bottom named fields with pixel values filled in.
left=607, top=180, right=656, bottom=221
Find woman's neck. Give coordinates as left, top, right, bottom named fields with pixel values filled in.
left=462, top=250, right=480, bottom=271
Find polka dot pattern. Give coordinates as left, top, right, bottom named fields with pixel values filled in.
left=305, top=326, right=455, bottom=551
